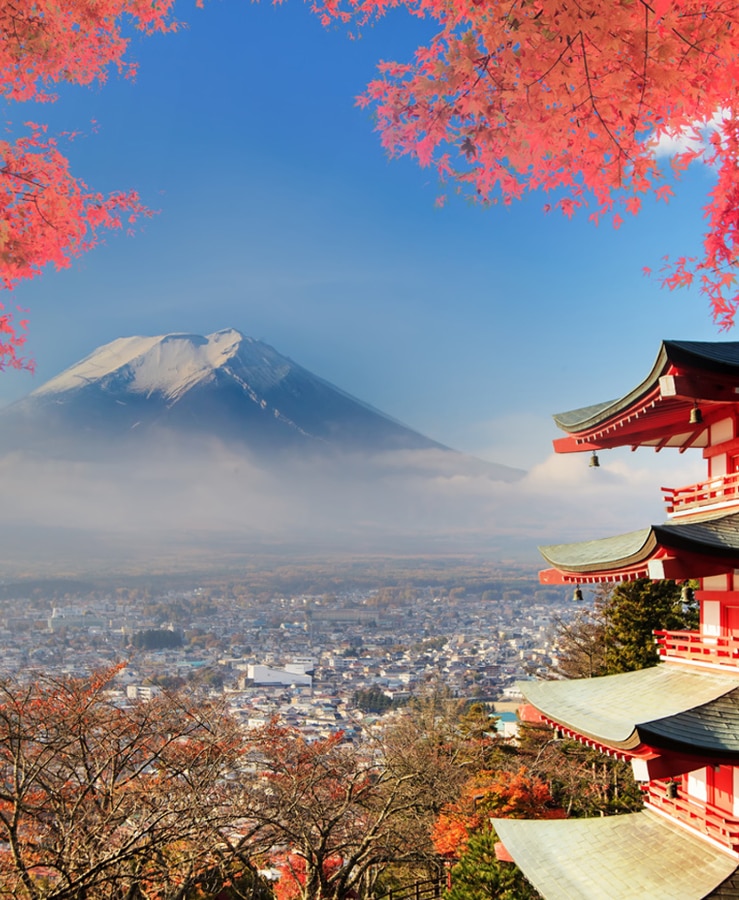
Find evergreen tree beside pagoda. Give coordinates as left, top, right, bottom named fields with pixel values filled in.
left=556, top=578, right=698, bottom=678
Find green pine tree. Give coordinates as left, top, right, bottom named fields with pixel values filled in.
left=555, top=579, right=698, bottom=678
left=445, top=830, right=540, bottom=900
left=601, top=578, right=698, bottom=673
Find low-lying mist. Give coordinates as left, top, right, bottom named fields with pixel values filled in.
left=0, top=433, right=705, bottom=575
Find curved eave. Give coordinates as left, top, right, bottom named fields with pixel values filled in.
left=552, top=400, right=709, bottom=453
left=553, top=343, right=672, bottom=433
left=552, top=340, right=739, bottom=453
left=539, top=528, right=656, bottom=576
left=494, top=812, right=738, bottom=900
left=539, top=512, right=739, bottom=583
left=520, top=667, right=739, bottom=754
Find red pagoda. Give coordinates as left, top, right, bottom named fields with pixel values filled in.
left=495, top=341, right=739, bottom=899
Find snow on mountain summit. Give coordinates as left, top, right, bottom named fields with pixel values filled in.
left=32, top=329, right=291, bottom=403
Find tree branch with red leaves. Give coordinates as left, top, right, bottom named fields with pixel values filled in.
left=315, top=0, right=739, bottom=326
left=0, top=0, right=178, bottom=370
left=234, top=721, right=425, bottom=900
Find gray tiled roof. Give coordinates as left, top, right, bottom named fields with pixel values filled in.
left=641, top=687, right=739, bottom=755
left=553, top=399, right=617, bottom=430
left=553, top=341, right=739, bottom=434
left=521, top=665, right=739, bottom=750
left=656, top=514, right=739, bottom=558
left=539, top=511, right=739, bottom=573
left=494, top=810, right=738, bottom=900
left=539, top=528, right=654, bottom=572
left=666, top=340, right=739, bottom=371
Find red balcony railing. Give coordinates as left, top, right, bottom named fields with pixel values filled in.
left=654, top=629, right=739, bottom=667
left=662, top=472, right=739, bottom=515
left=646, top=779, right=739, bottom=852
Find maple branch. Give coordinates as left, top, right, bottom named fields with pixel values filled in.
left=477, top=54, right=505, bottom=92
left=0, top=167, right=45, bottom=190
left=578, top=31, right=631, bottom=169
left=525, top=31, right=580, bottom=91
left=26, top=193, right=58, bottom=232
left=634, top=0, right=649, bottom=136
left=637, top=0, right=718, bottom=62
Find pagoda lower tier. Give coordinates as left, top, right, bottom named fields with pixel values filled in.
left=500, top=665, right=739, bottom=897
left=494, top=812, right=739, bottom=900
left=496, top=508, right=739, bottom=896
left=521, top=665, right=739, bottom=779
left=515, top=663, right=739, bottom=861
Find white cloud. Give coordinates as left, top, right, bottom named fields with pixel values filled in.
left=651, top=109, right=731, bottom=160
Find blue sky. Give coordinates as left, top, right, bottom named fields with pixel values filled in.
left=0, top=0, right=726, bottom=472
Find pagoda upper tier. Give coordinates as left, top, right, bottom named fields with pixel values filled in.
left=553, top=340, right=739, bottom=453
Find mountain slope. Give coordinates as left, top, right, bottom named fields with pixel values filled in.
left=1, top=328, right=462, bottom=458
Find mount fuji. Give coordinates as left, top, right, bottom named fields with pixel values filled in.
left=1, top=328, right=499, bottom=461
left=0, top=329, right=527, bottom=569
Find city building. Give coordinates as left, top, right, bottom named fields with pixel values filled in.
left=496, top=341, right=739, bottom=898
left=246, top=664, right=312, bottom=688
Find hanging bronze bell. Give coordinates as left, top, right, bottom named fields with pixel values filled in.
left=689, top=405, right=703, bottom=425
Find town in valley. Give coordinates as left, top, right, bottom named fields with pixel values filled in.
left=0, top=559, right=575, bottom=734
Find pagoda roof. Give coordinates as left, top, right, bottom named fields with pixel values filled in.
left=521, top=665, right=739, bottom=754
left=552, top=340, right=739, bottom=453
left=539, top=510, right=739, bottom=582
left=494, top=810, right=738, bottom=900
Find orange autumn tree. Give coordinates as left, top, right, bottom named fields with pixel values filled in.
left=272, top=854, right=346, bottom=900
left=431, top=769, right=560, bottom=900
left=432, top=768, right=563, bottom=858
left=231, top=705, right=489, bottom=900
left=0, top=0, right=178, bottom=370
left=315, top=0, right=739, bottom=327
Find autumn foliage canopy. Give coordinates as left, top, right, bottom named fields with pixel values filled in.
left=312, top=0, right=739, bottom=327
left=431, top=768, right=562, bottom=858
left=0, top=667, right=248, bottom=899
left=0, top=0, right=178, bottom=370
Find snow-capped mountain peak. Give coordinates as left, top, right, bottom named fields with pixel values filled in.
left=10, top=328, right=458, bottom=457
left=31, top=329, right=275, bottom=403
